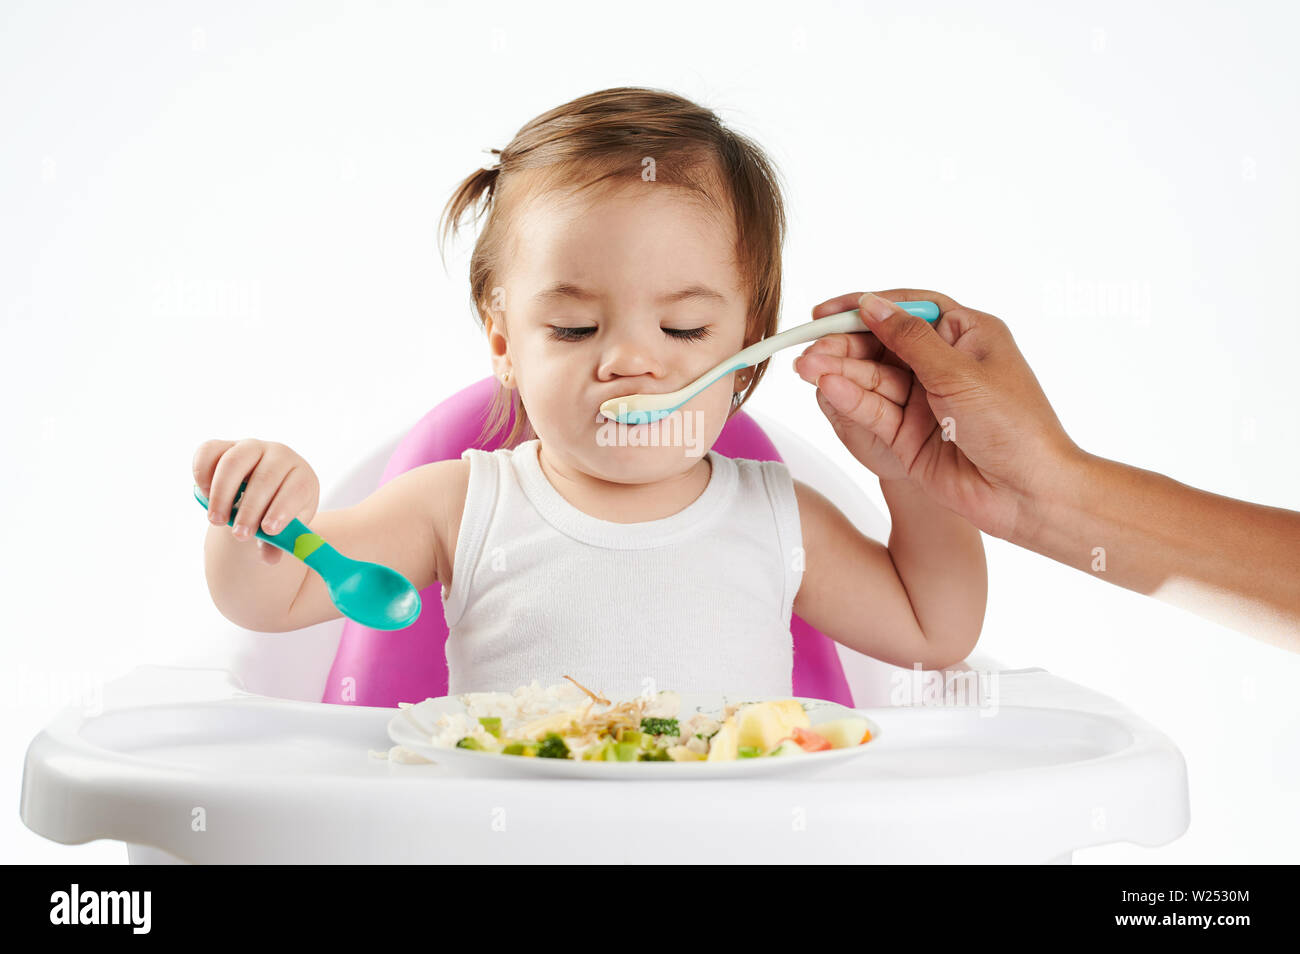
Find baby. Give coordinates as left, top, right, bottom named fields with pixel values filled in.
left=195, top=87, right=987, bottom=700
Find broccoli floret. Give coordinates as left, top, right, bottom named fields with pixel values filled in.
left=640, top=717, right=680, bottom=736
left=536, top=733, right=571, bottom=759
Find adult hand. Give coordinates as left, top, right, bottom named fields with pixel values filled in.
left=794, top=287, right=1300, bottom=647
left=793, top=288, right=1081, bottom=540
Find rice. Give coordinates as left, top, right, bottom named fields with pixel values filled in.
left=425, top=680, right=591, bottom=748
left=403, top=680, right=681, bottom=750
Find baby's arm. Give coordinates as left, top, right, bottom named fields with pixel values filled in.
left=274, top=459, right=469, bottom=632
left=793, top=478, right=986, bottom=670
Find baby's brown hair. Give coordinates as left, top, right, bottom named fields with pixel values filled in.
left=438, top=86, right=788, bottom=449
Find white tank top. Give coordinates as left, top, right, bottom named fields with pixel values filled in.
left=440, top=438, right=804, bottom=699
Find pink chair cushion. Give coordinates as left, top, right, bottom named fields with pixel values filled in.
left=321, top=376, right=853, bottom=707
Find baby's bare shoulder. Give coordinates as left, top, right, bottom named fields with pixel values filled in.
left=281, top=458, right=470, bottom=631
left=417, top=459, right=471, bottom=588
left=791, top=477, right=844, bottom=543
left=358, top=458, right=470, bottom=586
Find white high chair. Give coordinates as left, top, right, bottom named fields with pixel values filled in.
left=19, top=408, right=1191, bottom=863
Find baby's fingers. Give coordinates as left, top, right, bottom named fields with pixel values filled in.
left=229, top=459, right=289, bottom=542
left=207, top=441, right=268, bottom=527
left=193, top=439, right=237, bottom=497
left=258, top=466, right=316, bottom=536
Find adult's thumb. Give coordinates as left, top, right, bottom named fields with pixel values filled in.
left=857, top=292, right=970, bottom=392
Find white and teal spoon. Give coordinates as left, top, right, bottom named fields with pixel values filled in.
left=598, top=301, right=940, bottom=425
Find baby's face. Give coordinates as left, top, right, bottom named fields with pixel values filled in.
left=490, top=178, right=750, bottom=484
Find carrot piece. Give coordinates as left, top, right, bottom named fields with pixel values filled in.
left=791, top=726, right=832, bottom=752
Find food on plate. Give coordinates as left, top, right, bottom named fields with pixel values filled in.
left=399, top=676, right=874, bottom=762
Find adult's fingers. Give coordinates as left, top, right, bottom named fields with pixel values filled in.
left=799, top=330, right=883, bottom=364
left=816, top=374, right=904, bottom=442
left=808, top=287, right=968, bottom=358
left=811, top=291, right=873, bottom=320
left=811, top=287, right=965, bottom=320
left=857, top=292, right=979, bottom=395
left=872, top=287, right=992, bottom=348
left=795, top=351, right=912, bottom=406
left=806, top=292, right=883, bottom=364
left=868, top=287, right=966, bottom=315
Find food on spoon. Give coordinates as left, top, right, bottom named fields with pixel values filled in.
left=401, top=676, right=874, bottom=762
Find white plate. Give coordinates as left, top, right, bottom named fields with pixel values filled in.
left=386, top=693, right=881, bottom=779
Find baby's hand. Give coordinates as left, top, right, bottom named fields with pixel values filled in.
left=793, top=330, right=925, bottom=481
left=192, top=439, right=321, bottom=565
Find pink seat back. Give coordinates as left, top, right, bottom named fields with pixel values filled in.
left=321, top=376, right=853, bottom=707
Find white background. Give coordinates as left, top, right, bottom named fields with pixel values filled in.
left=3, top=0, right=1297, bottom=863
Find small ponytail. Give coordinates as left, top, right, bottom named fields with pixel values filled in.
left=438, top=162, right=501, bottom=275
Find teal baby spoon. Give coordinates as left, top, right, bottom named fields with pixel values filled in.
left=194, top=480, right=421, bottom=631
left=598, top=300, right=941, bottom=425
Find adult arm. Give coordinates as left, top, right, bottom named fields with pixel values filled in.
left=795, top=288, right=1300, bottom=649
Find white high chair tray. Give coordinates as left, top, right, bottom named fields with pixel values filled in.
left=20, top=665, right=1189, bottom=863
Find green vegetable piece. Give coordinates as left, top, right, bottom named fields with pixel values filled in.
left=639, top=747, right=673, bottom=761
left=613, top=741, right=640, bottom=762
left=456, top=736, right=484, bottom=750
left=737, top=746, right=762, bottom=759
left=477, top=716, right=502, bottom=738
left=537, top=733, right=571, bottom=759
left=502, top=741, right=537, bottom=756
left=619, top=729, right=644, bottom=746
left=641, top=717, right=680, bottom=737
